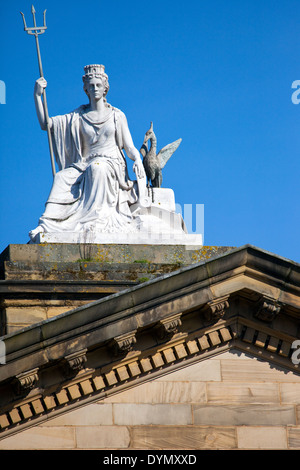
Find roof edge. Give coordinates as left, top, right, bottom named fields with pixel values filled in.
left=0, top=244, right=299, bottom=360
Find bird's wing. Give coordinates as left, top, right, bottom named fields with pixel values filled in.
left=140, top=143, right=148, bottom=158
left=157, top=138, right=182, bottom=168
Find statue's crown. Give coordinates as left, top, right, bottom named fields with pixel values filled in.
left=83, top=64, right=107, bottom=80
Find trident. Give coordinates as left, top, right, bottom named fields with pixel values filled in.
left=20, top=5, right=56, bottom=178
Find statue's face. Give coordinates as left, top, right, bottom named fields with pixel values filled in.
left=85, top=77, right=105, bottom=101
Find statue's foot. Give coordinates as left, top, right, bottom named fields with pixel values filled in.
left=29, top=226, right=44, bottom=242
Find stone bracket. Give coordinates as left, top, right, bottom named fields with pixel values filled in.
left=109, top=330, right=137, bottom=356
left=155, top=313, right=182, bottom=340
left=201, top=295, right=230, bottom=322
left=13, top=368, right=39, bottom=395
left=254, top=295, right=281, bottom=322
left=63, top=349, right=88, bottom=375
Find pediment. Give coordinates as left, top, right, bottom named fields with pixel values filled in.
left=0, top=244, right=299, bottom=439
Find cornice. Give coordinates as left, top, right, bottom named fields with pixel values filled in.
left=1, top=245, right=299, bottom=362
left=0, top=310, right=298, bottom=440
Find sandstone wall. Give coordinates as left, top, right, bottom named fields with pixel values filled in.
left=1, top=350, right=300, bottom=450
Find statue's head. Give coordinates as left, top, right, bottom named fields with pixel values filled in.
left=82, top=64, right=109, bottom=99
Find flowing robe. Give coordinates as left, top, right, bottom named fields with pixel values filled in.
left=36, top=106, right=138, bottom=235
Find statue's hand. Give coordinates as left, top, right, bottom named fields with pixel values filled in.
left=133, top=158, right=145, bottom=179
left=34, top=77, right=47, bottom=97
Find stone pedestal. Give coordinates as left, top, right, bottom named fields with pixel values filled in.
left=0, top=243, right=233, bottom=334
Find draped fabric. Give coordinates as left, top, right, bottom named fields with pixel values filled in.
left=36, top=106, right=138, bottom=235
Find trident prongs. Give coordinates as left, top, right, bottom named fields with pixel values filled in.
left=20, top=5, right=56, bottom=178
left=20, top=12, right=28, bottom=30
left=20, top=5, right=47, bottom=36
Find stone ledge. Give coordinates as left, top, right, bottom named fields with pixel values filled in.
left=0, top=243, right=234, bottom=282
left=0, top=244, right=234, bottom=334
left=0, top=243, right=232, bottom=269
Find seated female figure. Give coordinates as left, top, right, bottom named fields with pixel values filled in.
left=29, top=64, right=145, bottom=241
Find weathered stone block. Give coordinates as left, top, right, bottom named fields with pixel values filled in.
left=207, top=383, right=280, bottom=404
left=130, top=425, right=237, bottom=449
left=113, top=403, right=192, bottom=425
left=103, top=381, right=206, bottom=404
left=5, top=307, right=47, bottom=325
left=0, top=243, right=232, bottom=275
left=8, top=409, right=21, bottom=424
left=1, top=243, right=233, bottom=334
left=42, top=403, right=113, bottom=426
left=31, top=399, right=45, bottom=415
left=43, top=395, right=56, bottom=410
left=156, top=360, right=221, bottom=382
left=0, top=414, right=10, bottom=429
left=220, top=358, right=300, bottom=383
left=0, top=427, right=76, bottom=449
left=280, top=383, right=300, bottom=404
left=55, top=389, right=69, bottom=405
left=20, top=403, right=33, bottom=420
left=237, top=426, right=287, bottom=449
left=75, top=425, right=130, bottom=449
left=193, top=404, right=296, bottom=426
left=139, top=357, right=153, bottom=372
left=127, top=362, right=141, bottom=377
left=92, top=376, right=105, bottom=391
left=288, top=427, right=300, bottom=449
left=80, top=379, right=94, bottom=395
left=67, top=384, right=81, bottom=400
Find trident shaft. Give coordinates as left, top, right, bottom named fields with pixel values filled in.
left=20, top=5, right=56, bottom=178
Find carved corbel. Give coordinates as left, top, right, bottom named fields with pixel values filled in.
left=254, top=296, right=281, bottom=322
left=63, top=349, right=88, bottom=375
left=109, top=330, right=137, bottom=356
left=13, top=368, right=39, bottom=395
left=202, top=295, right=230, bottom=322
left=155, top=313, right=182, bottom=340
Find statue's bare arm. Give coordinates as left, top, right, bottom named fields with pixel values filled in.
left=120, top=113, right=145, bottom=179
left=34, top=78, right=53, bottom=131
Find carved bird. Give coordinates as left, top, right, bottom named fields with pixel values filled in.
left=140, top=122, right=182, bottom=188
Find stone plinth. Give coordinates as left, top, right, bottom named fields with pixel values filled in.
left=0, top=243, right=233, bottom=334
left=34, top=232, right=203, bottom=245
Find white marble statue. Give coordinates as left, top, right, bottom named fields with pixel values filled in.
left=29, top=64, right=146, bottom=241
left=29, top=64, right=202, bottom=246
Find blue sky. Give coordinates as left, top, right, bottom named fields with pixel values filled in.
left=0, top=0, right=299, bottom=262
